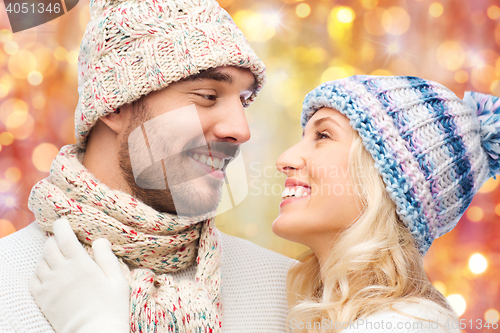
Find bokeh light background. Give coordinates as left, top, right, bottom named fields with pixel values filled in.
left=1, top=0, right=500, bottom=330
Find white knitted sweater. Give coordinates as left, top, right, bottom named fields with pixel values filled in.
left=339, top=303, right=460, bottom=333
left=0, top=222, right=294, bottom=333
left=288, top=303, right=459, bottom=333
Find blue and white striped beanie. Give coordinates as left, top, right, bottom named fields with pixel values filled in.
left=301, top=75, right=500, bottom=255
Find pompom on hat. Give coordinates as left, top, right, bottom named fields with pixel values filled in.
left=75, top=0, right=266, bottom=148
left=465, top=92, right=500, bottom=176
left=301, top=76, right=500, bottom=255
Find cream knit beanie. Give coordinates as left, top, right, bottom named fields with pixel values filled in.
left=75, top=0, right=266, bottom=148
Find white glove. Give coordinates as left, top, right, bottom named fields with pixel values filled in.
left=30, top=218, right=130, bottom=333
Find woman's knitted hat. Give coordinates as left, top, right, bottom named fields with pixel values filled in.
left=301, top=75, right=500, bottom=255
left=75, top=0, right=266, bottom=148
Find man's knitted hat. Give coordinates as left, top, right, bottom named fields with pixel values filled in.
left=301, top=76, right=500, bottom=255
left=75, top=0, right=266, bottom=148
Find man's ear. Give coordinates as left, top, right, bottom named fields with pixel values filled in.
left=100, top=108, right=127, bottom=135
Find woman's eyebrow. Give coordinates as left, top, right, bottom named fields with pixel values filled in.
left=313, top=117, right=341, bottom=129
left=302, top=116, right=344, bottom=138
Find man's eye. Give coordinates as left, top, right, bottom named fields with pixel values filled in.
left=199, top=94, right=217, bottom=101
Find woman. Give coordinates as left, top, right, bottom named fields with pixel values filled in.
left=273, top=75, right=500, bottom=332
left=31, top=75, right=500, bottom=332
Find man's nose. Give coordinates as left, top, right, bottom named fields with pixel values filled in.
left=212, top=100, right=251, bottom=144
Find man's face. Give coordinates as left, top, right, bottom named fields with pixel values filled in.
left=117, top=66, right=257, bottom=217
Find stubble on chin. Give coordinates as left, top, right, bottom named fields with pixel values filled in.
left=117, top=102, right=222, bottom=216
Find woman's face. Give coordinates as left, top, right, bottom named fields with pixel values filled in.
left=272, top=107, right=362, bottom=259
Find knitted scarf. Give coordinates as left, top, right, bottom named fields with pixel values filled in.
left=28, top=145, right=222, bottom=332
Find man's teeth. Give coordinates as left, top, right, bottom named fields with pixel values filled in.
left=281, top=187, right=310, bottom=199
left=192, top=153, right=224, bottom=170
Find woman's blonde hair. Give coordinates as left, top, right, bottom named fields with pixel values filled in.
left=286, top=132, right=456, bottom=332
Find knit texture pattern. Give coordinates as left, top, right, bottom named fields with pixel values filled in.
left=0, top=223, right=293, bottom=333
left=76, top=0, right=266, bottom=148
left=464, top=91, right=500, bottom=176
left=340, top=302, right=460, bottom=333
left=301, top=76, right=499, bottom=255
left=28, top=145, right=222, bottom=332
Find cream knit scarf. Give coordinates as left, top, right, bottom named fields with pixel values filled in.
left=28, top=145, right=222, bottom=332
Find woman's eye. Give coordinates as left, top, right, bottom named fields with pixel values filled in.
left=315, top=131, right=330, bottom=140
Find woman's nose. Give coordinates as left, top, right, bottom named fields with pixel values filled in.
left=276, top=141, right=306, bottom=175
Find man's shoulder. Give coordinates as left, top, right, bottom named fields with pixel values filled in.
left=217, top=231, right=294, bottom=332
left=0, top=221, right=45, bottom=286
left=0, top=223, right=54, bottom=332
left=217, top=229, right=295, bottom=288
left=218, top=229, right=295, bottom=271
left=0, top=222, right=45, bottom=265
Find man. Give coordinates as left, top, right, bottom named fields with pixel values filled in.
left=0, top=0, right=293, bottom=332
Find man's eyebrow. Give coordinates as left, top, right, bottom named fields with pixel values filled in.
left=183, top=68, right=259, bottom=95
left=183, top=69, right=233, bottom=84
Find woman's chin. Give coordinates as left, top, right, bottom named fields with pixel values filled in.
left=272, top=214, right=302, bottom=243
left=271, top=215, right=287, bottom=238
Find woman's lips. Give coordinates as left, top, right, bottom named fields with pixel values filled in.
left=284, top=178, right=311, bottom=189
left=279, top=195, right=310, bottom=208
left=280, top=182, right=311, bottom=208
